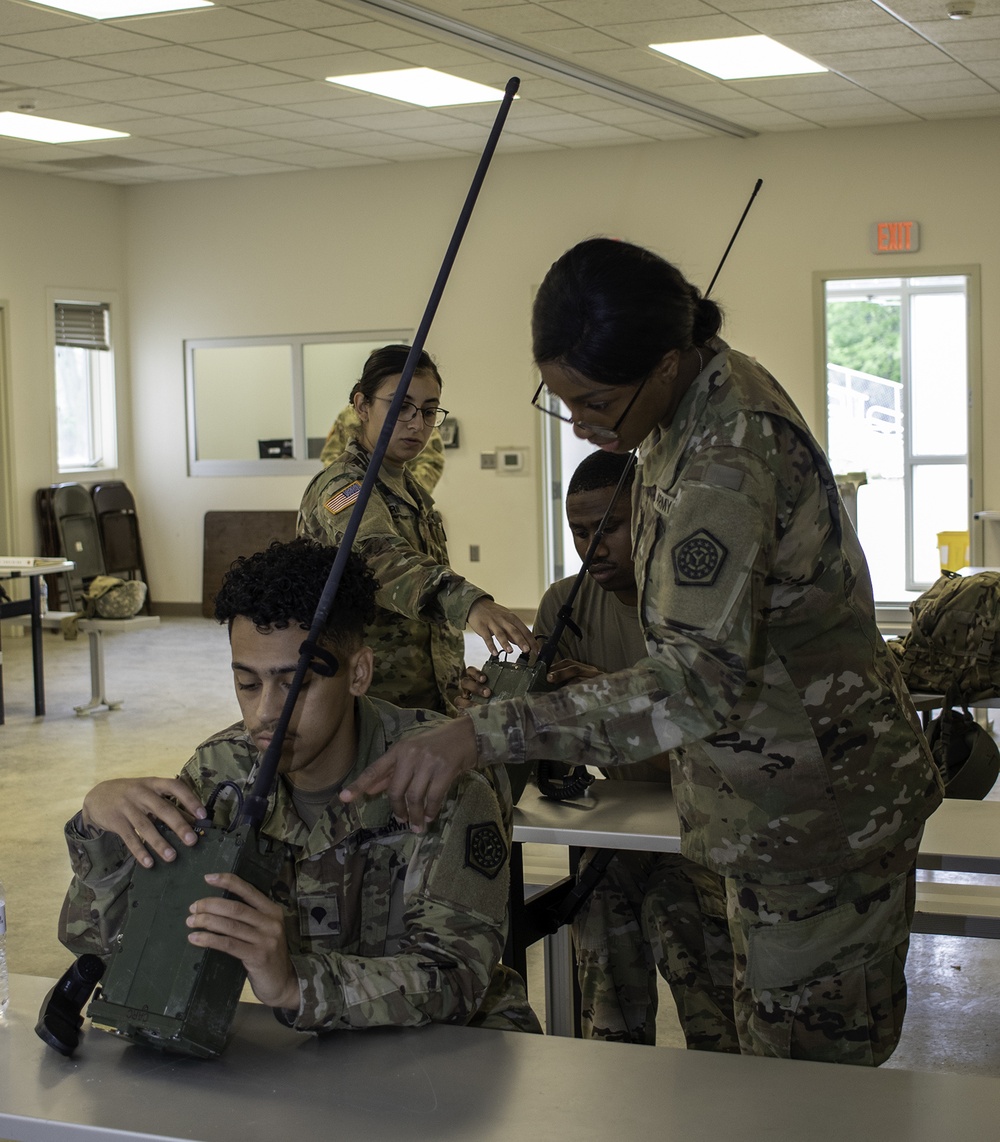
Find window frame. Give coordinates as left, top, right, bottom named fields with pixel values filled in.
left=813, top=264, right=982, bottom=619
left=184, top=329, right=411, bottom=478
left=50, top=289, right=122, bottom=478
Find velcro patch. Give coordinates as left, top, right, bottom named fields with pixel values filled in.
left=324, top=481, right=362, bottom=516
left=465, top=821, right=507, bottom=879
left=672, top=529, right=728, bottom=587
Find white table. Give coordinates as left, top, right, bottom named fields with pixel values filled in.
left=510, top=783, right=1000, bottom=1033
left=4, top=974, right=1000, bottom=1142
left=0, top=560, right=74, bottom=722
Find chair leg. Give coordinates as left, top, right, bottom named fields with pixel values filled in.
left=74, top=629, right=124, bottom=716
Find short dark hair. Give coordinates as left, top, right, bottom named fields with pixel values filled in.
left=567, top=450, right=635, bottom=498
left=352, top=343, right=443, bottom=403
left=214, top=537, right=378, bottom=651
left=532, top=237, right=723, bottom=386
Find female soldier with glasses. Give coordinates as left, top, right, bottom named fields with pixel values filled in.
left=342, top=243, right=943, bottom=1066
left=299, top=344, right=534, bottom=715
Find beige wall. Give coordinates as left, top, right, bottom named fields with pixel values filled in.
left=0, top=169, right=129, bottom=553
left=4, top=116, right=998, bottom=609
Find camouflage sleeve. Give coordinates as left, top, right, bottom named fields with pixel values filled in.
left=298, top=469, right=486, bottom=631
left=319, top=405, right=358, bottom=468
left=409, top=428, right=445, bottom=493
left=468, top=439, right=787, bottom=769
left=57, top=766, right=208, bottom=959
left=282, top=773, right=510, bottom=1032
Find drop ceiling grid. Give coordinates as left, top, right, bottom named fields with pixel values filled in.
left=0, top=0, right=995, bottom=182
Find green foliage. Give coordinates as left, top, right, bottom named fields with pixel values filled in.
left=826, top=300, right=901, bottom=384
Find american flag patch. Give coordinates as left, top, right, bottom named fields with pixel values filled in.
left=324, top=480, right=362, bottom=516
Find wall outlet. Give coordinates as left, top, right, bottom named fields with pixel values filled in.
left=480, top=452, right=497, bottom=470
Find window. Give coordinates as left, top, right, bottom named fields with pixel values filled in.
left=184, top=330, right=410, bottom=477
left=54, top=300, right=117, bottom=473
left=821, top=272, right=979, bottom=605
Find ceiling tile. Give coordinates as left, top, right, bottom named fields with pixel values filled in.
left=80, top=44, right=237, bottom=75
left=588, top=14, right=751, bottom=46
left=0, top=58, right=131, bottom=86
left=320, top=20, right=432, bottom=49
left=103, top=7, right=286, bottom=45
left=0, top=2, right=80, bottom=35
left=3, top=23, right=166, bottom=57
left=544, top=0, right=713, bottom=23
left=737, top=2, right=897, bottom=35
left=160, top=62, right=305, bottom=88
left=230, top=0, right=369, bottom=30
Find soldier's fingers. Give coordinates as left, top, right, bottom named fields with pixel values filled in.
left=341, top=752, right=397, bottom=802
left=203, top=872, right=270, bottom=911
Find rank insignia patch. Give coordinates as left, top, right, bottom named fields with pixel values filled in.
left=465, top=822, right=507, bottom=879
left=324, top=481, right=362, bottom=516
left=672, top=529, right=727, bottom=586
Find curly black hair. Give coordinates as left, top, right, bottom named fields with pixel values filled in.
left=566, top=450, right=635, bottom=498
left=213, top=537, right=378, bottom=650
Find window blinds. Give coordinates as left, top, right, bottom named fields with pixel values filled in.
left=54, top=302, right=110, bottom=351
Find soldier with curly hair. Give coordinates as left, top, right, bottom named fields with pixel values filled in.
left=58, top=537, right=538, bottom=1036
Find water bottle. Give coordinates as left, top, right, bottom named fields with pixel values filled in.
left=39, top=576, right=49, bottom=616
left=0, top=878, right=8, bottom=1017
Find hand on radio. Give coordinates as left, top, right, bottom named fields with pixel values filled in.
left=187, top=872, right=299, bottom=1012
left=453, top=665, right=491, bottom=709
left=81, top=777, right=208, bottom=868
left=467, top=599, right=538, bottom=658
left=545, top=658, right=603, bottom=687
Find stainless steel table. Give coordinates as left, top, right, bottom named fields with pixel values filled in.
left=4, top=974, right=1000, bottom=1142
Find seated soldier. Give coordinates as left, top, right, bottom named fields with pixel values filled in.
left=465, top=452, right=729, bottom=1049
left=58, top=537, right=539, bottom=1036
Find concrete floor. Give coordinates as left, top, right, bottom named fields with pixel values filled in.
left=1, top=614, right=999, bottom=1074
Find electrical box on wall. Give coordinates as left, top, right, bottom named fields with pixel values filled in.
left=496, top=448, right=526, bottom=474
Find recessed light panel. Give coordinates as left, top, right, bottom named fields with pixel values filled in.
left=649, top=35, right=827, bottom=80
left=33, top=0, right=212, bottom=18
left=0, top=113, right=129, bottom=144
left=326, top=67, right=507, bottom=107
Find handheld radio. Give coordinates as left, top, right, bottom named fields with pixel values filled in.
left=40, top=77, right=522, bottom=1061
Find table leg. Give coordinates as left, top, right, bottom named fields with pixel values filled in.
left=28, top=576, right=45, bottom=716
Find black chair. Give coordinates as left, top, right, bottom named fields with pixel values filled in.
left=91, top=481, right=152, bottom=614
left=42, top=482, right=159, bottom=715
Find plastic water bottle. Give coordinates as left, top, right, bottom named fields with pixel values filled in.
left=0, top=879, right=8, bottom=1017
left=39, top=576, right=49, bottom=616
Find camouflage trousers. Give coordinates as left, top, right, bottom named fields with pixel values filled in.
left=572, top=831, right=922, bottom=1065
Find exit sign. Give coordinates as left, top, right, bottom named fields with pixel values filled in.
left=870, top=220, right=920, bottom=253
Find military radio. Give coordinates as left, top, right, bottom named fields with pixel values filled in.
left=38, top=77, right=522, bottom=1061
left=476, top=453, right=638, bottom=804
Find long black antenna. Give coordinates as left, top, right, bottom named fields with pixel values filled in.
left=704, top=178, right=762, bottom=298
left=239, top=77, right=521, bottom=830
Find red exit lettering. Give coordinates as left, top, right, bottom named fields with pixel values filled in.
left=870, top=220, right=920, bottom=254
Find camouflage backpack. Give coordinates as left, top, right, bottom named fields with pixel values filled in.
left=887, top=570, right=1000, bottom=701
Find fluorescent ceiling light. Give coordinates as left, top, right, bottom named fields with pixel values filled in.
left=32, top=0, right=212, bottom=18
left=326, top=67, right=507, bottom=107
left=0, top=112, right=129, bottom=144
left=649, top=35, right=827, bottom=80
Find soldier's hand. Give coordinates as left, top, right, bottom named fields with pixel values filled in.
left=454, top=666, right=491, bottom=709
left=546, top=658, right=603, bottom=687
left=82, top=777, right=208, bottom=869
left=341, top=716, right=478, bottom=831
left=187, top=872, right=299, bottom=1011
left=467, top=599, right=538, bottom=658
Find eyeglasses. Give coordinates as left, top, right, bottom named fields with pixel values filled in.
left=530, top=373, right=650, bottom=443
left=373, top=397, right=449, bottom=428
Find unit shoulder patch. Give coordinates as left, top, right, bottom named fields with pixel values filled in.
left=465, top=821, right=507, bottom=879
left=672, top=529, right=728, bottom=587
left=323, top=480, right=362, bottom=516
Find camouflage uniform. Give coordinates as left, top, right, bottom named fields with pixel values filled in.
left=319, top=404, right=446, bottom=493
left=59, top=695, right=540, bottom=1035
left=537, top=575, right=693, bottom=1046
left=298, top=439, right=487, bottom=714
left=471, top=341, right=944, bottom=1064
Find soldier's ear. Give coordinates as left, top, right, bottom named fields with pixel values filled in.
left=352, top=391, right=369, bottom=421
left=347, top=645, right=374, bottom=696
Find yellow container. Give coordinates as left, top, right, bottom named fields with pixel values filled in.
left=937, top=530, right=970, bottom=573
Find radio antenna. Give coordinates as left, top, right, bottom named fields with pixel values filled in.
left=239, top=77, right=521, bottom=830
left=704, top=177, right=762, bottom=298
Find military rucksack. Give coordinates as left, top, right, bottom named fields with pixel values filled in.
left=887, top=570, right=1000, bottom=702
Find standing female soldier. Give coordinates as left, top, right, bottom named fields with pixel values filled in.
left=343, top=241, right=943, bottom=1066
left=299, top=345, right=534, bottom=715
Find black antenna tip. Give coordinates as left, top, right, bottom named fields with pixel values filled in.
left=505, top=76, right=521, bottom=97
